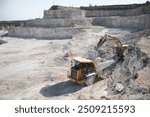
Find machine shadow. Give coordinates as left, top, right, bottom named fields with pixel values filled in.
left=39, top=80, right=84, bottom=97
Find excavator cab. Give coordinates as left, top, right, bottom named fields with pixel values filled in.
left=68, top=57, right=96, bottom=85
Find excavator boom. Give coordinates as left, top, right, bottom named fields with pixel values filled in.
left=97, top=35, right=127, bottom=62
left=97, top=35, right=123, bottom=49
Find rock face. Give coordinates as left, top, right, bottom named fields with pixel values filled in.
left=92, top=15, right=150, bottom=30
left=7, top=2, right=150, bottom=39
left=82, top=3, right=150, bottom=17
left=43, top=10, right=85, bottom=19
left=8, top=27, right=82, bottom=39
left=26, top=18, right=92, bottom=28
left=0, top=20, right=26, bottom=29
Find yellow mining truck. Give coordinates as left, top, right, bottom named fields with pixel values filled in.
left=68, top=57, right=97, bottom=85
left=67, top=57, right=115, bottom=85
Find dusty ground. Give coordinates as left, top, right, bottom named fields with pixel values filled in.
left=0, top=26, right=106, bottom=99
left=0, top=26, right=149, bottom=100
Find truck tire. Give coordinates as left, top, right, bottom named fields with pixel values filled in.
left=85, top=75, right=96, bottom=86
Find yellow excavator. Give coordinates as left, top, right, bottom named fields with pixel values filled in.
left=97, top=35, right=123, bottom=49
left=68, top=35, right=127, bottom=85
left=97, top=35, right=128, bottom=61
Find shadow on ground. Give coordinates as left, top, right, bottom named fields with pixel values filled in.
left=39, top=80, right=84, bottom=97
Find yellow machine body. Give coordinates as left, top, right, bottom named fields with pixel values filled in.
left=68, top=57, right=96, bottom=84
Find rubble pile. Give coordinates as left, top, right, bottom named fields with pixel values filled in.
left=96, top=30, right=150, bottom=99
left=0, top=39, right=7, bottom=45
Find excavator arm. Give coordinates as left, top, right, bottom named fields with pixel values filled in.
left=97, top=35, right=125, bottom=61
left=97, top=35, right=123, bottom=49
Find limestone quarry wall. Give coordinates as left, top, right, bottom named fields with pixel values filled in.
left=7, top=3, right=150, bottom=39
left=92, top=14, right=150, bottom=30
left=85, top=6, right=150, bottom=17
left=82, top=3, right=150, bottom=17
left=41, top=3, right=150, bottom=31
left=43, top=3, right=150, bottom=18
left=26, top=18, right=92, bottom=28
left=43, top=10, right=85, bottom=19
left=0, top=20, right=26, bottom=29
left=8, top=27, right=82, bottom=39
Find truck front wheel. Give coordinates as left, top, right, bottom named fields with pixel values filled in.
left=85, top=75, right=96, bottom=86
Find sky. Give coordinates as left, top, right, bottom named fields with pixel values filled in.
left=0, top=0, right=148, bottom=21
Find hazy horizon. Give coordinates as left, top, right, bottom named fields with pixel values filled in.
left=0, top=0, right=148, bottom=21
